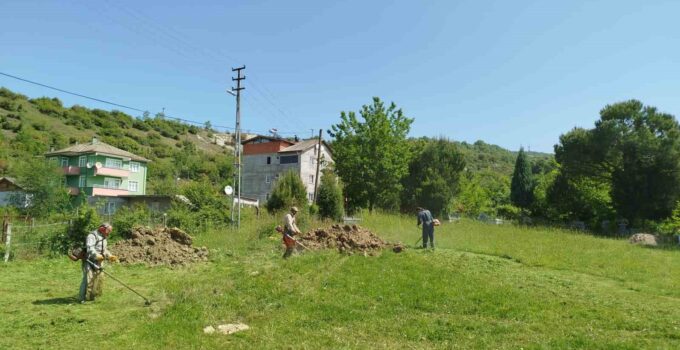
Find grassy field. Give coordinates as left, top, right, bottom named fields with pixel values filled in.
left=2, top=213, right=680, bottom=349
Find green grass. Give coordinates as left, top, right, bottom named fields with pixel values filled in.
left=2, top=213, right=680, bottom=349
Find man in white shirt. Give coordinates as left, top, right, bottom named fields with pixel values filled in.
left=282, top=207, right=301, bottom=258
left=79, top=223, right=117, bottom=303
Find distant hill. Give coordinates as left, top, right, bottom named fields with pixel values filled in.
left=455, top=140, right=554, bottom=176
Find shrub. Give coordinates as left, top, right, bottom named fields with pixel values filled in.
left=49, top=205, right=101, bottom=254
left=266, top=170, right=308, bottom=213
left=112, top=205, right=151, bottom=239
left=316, top=169, right=344, bottom=221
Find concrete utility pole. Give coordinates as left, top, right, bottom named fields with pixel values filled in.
left=313, top=129, right=323, bottom=203
left=231, top=65, right=245, bottom=229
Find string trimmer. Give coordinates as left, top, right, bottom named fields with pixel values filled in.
left=86, top=259, right=152, bottom=306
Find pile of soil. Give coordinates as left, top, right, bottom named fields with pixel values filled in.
left=297, top=224, right=404, bottom=254
left=112, top=226, right=209, bottom=266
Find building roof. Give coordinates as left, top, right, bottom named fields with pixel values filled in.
left=45, top=138, right=150, bottom=162
left=242, top=135, right=295, bottom=146
left=0, top=177, right=24, bottom=190
left=279, top=139, right=333, bottom=155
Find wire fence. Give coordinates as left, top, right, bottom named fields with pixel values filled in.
left=2, top=217, right=70, bottom=262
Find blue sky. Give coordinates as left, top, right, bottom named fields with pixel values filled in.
left=2, top=0, right=679, bottom=152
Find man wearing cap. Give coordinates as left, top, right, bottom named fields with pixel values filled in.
left=79, top=222, right=118, bottom=303
left=282, top=207, right=302, bottom=258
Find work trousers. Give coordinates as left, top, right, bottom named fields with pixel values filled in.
left=282, top=234, right=296, bottom=259
left=422, top=224, right=435, bottom=248
left=79, top=261, right=104, bottom=301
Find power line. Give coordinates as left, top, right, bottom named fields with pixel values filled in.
left=0, top=72, right=145, bottom=112
left=0, top=71, right=307, bottom=136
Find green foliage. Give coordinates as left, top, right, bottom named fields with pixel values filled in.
left=112, top=204, right=152, bottom=239
left=553, top=100, right=680, bottom=225
left=510, top=147, right=535, bottom=210
left=266, top=170, right=308, bottom=213
left=49, top=204, right=100, bottom=254
left=329, top=97, right=413, bottom=212
left=401, top=138, right=466, bottom=216
left=10, top=158, right=71, bottom=217
left=316, top=169, right=344, bottom=221
left=453, top=171, right=510, bottom=217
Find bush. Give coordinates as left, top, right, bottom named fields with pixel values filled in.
left=316, top=169, right=344, bottom=221
left=49, top=205, right=101, bottom=254
left=112, top=205, right=151, bottom=239
left=265, top=170, right=308, bottom=213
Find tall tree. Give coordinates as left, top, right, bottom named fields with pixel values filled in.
left=510, top=147, right=534, bottom=210
left=329, top=97, right=413, bottom=212
left=553, top=100, right=680, bottom=225
left=401, top=138, right=466, bottom=216
left=10, top=158, right=71, bottom=217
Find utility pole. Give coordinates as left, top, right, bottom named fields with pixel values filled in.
left=231, top=65, right=245, bottom=229
left=313, top=129, right=323, bottom=203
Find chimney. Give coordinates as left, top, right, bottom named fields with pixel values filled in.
left=92, top=136, right=98, bottom=145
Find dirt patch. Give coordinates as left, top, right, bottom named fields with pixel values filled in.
left=112, top=226, right=209, bottom=266
left=297, top=224, right=403, bottom=255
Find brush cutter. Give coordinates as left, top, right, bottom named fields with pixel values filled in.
left=86, top=259, right=152, bottom=306
left=284, top=234, right=310, bottom=251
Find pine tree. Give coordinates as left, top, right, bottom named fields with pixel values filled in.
left=265, top=170, right=308, bottom=213
left=510, top=147, right=535, bottom=210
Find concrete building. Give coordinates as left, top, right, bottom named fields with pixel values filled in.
left=45, top=137, right=150, bottom=214
left=241, top=136, right=333, bottom=205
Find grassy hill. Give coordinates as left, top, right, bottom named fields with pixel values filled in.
left=2, top=212, right=679, bottom=349
left=0, top=87, right=236, bottom=192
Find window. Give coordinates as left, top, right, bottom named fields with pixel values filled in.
left=309, top=175, right=314, bottom=184
left=50, top=157, right=58, bottom=164
left=280, top=155, right=298, bottom=164
left=266, top=193, right=270, bottom=200
left=61, top=158, right=69, bottom=167
left=265, top=175, right=271, bottom=184
left=105, top=202, right=116, bottom=215
left=105, top=158, right=123, bottom=169
left=79, top=176, right=86, bottom=187
left=266, top=156, right=271, bottom=165
left=129, top=162, right=140, bottom=173
left=128, top=181, right=138, bottom=192
left=308, top=193, right=314, bottom=201
left=309, top=155, right=315, bottom=169
left=104, top=177, right=121, bottom=189
left=79, top=156, right=87, bottom=167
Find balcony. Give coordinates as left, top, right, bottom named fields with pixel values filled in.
left=94, top=166, right=130, bottom=178
left=91, top=185, right=129, bottom=197
left=61, top=166, right=81, bottom=175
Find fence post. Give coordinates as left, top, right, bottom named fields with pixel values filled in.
left=4, top=223, right=12, bottom=263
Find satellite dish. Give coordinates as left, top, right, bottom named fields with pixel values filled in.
left=95, top=162, right=102, bottom=168
left=86, top=162, right=92, bottom=169
left=224, top=185, right=233, bottom=195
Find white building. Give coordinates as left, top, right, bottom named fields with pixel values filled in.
left=241, top=136, right=333, bottom=205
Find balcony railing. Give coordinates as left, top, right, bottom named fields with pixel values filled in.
left=94, top=167, right=130, bottom=178
left=61, top=166, right=81, bottom=175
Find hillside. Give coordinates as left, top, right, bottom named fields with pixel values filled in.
left=0, top=87, right=236, bottom=192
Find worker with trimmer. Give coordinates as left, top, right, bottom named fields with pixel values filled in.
left=79, top=222, right=118, bottom=303
left=282, top=206, right=302, bottom=258
left=417, top=207, right=436, bottom=249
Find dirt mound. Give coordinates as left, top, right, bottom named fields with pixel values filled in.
left=112, top=226, right=209, bottom=266
left=297, top=224, right=403, bottom=255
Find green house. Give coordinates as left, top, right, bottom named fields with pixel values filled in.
left=45, top=137, right=150, bottom=212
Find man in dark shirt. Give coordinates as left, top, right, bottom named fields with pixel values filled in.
left=417, top=207, right=435, bottom=249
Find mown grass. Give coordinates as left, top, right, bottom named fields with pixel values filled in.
left=2, top=212, right=680, bottom=349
